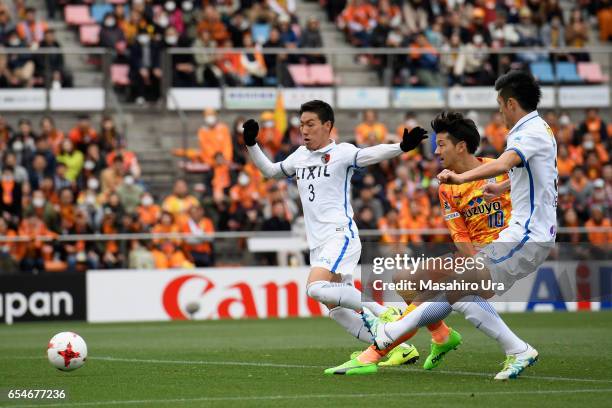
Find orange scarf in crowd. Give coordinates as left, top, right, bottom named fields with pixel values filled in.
left=2, top=179, right=14, bottom=205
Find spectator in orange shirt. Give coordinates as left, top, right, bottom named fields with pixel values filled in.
left=576, top=108, right=608, bottom=144
left=16, top=7, right=47, bottom=46
left=162, top=179, right=199, bottom=223
left=152, top=211, right=180, bottom=245
left=337, top=0, right=378, bottom=47
left=576, top=133, right=609, bottom=164
left=69, top=115, right=98, bottom=152
left=484, top=112, right=508, bottom=153
left=585, top=205, right=611, bottom=254
left=137, top=192, right=161, bottom=228
left=198, top=108, right=233, bottom=166
left=355, top=109, right=388, bottom=147
left=152, top=241, right=194, bottom=269
left=557, top=144, right=576, bottom=180
left=197, top=6, right=229, bottom=43
left=16, top=213, right=55, bottom=273
left=40, top=116, right=64, bottom=155
left=181, top=205, right=215, bottom=267
left=409, top=33, right=440, bottom=87
left=258, top=111, right=283, bottom=157
left=212, top=152, right=232, bottom=196
left=106, top=144, right=141, bottom=179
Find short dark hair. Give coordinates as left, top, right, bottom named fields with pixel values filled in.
left=494, top=70, right=541, bottom=112
left=299, top=100, right=334, bottom=129
left=431, top=111, right=480, bottom=154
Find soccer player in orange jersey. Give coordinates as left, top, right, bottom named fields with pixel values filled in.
left=326, top=111, right=514, bottom=374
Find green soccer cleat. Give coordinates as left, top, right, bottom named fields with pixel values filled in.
left=423, top=328, right=462, bottom=370
left=378, top=343, right=419, bottom=366
left=379, top=306, right=403, bottom=323
left=324, top=358, right=378, bottom=376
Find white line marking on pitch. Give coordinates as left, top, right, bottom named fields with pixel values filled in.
left=3, top=388, right=612, bottom=408
left=4, top=355, right=612, bottom=384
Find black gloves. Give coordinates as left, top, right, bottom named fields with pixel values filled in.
left=400, top=126, right=428, bottom=152
left=242, top=119, right=259, bottom=147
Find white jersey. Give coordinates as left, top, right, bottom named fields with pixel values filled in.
left=504, top=110, right=558, bottom=243
left=280, top=141, right=361, bottom=249
left=247, top=139, right=403, bottom=250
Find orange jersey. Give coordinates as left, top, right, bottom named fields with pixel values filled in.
left=438, top=158, right=511, bottom=247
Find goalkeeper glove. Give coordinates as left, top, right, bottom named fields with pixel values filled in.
left=242, top=119, right=259, bottom=147
left=400, top=126, right=428, bottom=152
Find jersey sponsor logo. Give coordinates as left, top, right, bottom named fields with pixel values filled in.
left=463, top=199, right=502, bottom=218
left=444, top=212, right=460, bottom=221
left=295, top=165, right=331, bottom=180
left=443, top=201, right=451, bottom=212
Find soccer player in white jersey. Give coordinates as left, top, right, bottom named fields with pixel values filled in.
left=243, top=100, right=428, bottom=365
left=328, top=71, right=558, bottom=380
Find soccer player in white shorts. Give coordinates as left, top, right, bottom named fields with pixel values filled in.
left=355, top=71, right=558, bottom=380
left=243, top=100, right=428, bottom=358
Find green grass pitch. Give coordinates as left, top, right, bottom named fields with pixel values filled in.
left=1, top=312, right=612, bottom=407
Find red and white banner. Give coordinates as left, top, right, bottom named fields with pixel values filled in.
left=86, top=267, right=363, bottom=323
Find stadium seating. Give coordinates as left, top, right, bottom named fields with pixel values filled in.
left=288, top=64, right=335, bottom=86
left=578, top=62, right=608, bottom=83
left=530, top=62, right=555, bottom=83
left=80, top=24, right=101, bottom=46
left=111, top=64, right=130, bottom=86
left=91, top=4, right=115, bottom=23
left=556, top=62, right=583, bottom=83
left=252, top=24, right=271, bottom=44
left=64, top=5, right=95, bottom=26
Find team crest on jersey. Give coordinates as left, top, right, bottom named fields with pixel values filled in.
left=321, top=153, right=330, bottom=164
left=443, top=201, right=451, bottom=212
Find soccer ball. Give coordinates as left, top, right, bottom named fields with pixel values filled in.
left=47, top=332, right=88, bottom=371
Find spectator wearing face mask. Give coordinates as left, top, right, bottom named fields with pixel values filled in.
left=137, top=192, right=161, bottom=228
left=166, top=25, right=197, bottom=87
left=197, top=108, right=233, bottom=167
left=116, top=174, right=144, bottom=214
left=100, top=12, right=126, bottom=49
left=129, top=29, right=162, bottom=104
left=229, top=170, right=260, bottom=212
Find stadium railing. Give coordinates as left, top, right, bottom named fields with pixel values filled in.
left=0, top=227, right=609, bottom=268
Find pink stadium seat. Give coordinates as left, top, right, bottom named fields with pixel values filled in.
left=309, top=64, right=334, bottom=85
left=288, top=64, right=314, bottom=85
left=111, top=64, right=130, bottom=86
left=79, top=24, right=100, bottom=45
left=577, top=62, right=608, bottom=83
left=65, top=5, right=94, bottom=25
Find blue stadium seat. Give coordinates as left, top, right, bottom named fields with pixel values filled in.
left=556, top=62, right=583, bottom=83
left=252, top=24, right=271, bottom=44
left=91, top=4, right=114, bottom=23
left=530, top=62, right=555, bottom=83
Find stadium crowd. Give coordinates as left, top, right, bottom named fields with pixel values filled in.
left=0, top=105, right=610, bottom=273
left=1, top=0, right=611, bottom=99
left=334, top=0, right=611, bottom=86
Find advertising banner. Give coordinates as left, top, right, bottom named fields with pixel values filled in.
left=86, top=267, right=346, bottom=323
left=0, top=274, right=86, bottom=324
left=224, top=88, right=278, bottom=109
left=167, top=88, right=222, bottom=110
left=0, top=89, right=46, bottom=111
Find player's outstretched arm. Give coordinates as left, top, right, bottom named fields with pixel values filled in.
left=483, top=179, right=511, bottom=201
left=242, top=119, right=290, bottom=179
left=438, top=150, right=521, bottom=185
left=356, top=127, right=428, bottom=167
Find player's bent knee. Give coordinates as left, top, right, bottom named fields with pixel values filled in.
left=306, top=280, right=328, bottom=303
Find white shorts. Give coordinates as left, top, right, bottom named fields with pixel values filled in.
left=310, top=233, right=361, bottom=275
left=478, top=225, right=553, bottom=295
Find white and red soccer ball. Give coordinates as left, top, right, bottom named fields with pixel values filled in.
left=47, top=332, right=88, bottom=371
